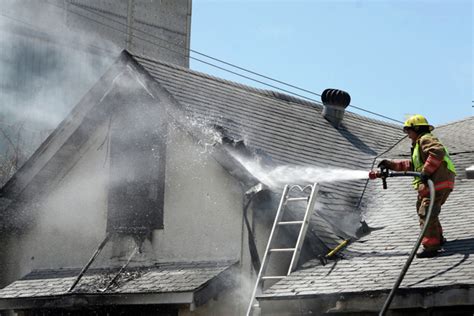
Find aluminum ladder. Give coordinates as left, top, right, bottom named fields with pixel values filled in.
left=246, top=183, right=319, bottom=316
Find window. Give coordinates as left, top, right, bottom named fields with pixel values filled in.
left=107, top=90, right=166, bottom=236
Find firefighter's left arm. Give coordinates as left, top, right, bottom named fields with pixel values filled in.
left=419, top=135, right=445, bottom=176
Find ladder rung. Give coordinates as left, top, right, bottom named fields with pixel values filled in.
left=261, top=275, right=286, bottom=280
left=278, top=220, right=304, bottom=226
left=286, top=197, right=308, bottom=202
left=246, top=183, right=320, bottom=316
left=270, top=248, right=295, bottom=252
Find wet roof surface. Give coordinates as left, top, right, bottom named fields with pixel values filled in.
left=133, top=54, right=404, bottom=169
left=131, top=54, right=406, bottom=251
left=130, top=56, right=474, bottom=300
left=261, top=118, right=474, bottom=299
left=0, top=260, right=236, bottom=298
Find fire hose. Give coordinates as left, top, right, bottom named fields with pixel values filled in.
left=368, top=167, right=435, bottom=316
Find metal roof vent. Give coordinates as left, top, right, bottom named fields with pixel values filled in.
left=321, top=89, right=351, bottom=128
left=466, top=165, right=474, bottom=179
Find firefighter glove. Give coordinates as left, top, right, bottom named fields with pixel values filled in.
left=377, top=159, right=392, bottom=169
left=417, top=183, right=430, bottom=198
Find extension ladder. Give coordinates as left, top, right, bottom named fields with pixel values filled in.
left=246, top=183, right=319, bottom=316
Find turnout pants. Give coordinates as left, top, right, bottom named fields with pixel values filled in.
left=416, top=188, right=452, bottom=251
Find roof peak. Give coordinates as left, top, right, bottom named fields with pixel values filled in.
left=132, top=52, right=319, bottom=108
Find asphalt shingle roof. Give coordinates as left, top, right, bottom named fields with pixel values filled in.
left=0, top=260, right=236, bottom=298
left=436, top=117, right=474, bottom=154
left=125, top=55, right=474, bottom=301
left=131, top=54, right=407, bottom=251
left=263, top=177, right=474, bottom=297
left=133, top=54, right=404, bottom=169
left=261, top=118, right=474, bottom=300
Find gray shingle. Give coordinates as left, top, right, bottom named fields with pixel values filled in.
left=131, top=52, right=408, bottom=262
left=133, top=54, right=404, bottom=170
left=0, top=260, right=236, bottom=298
left=261, top=118, right=474, bottom=300
left=128, top=55, right=474, bottom=302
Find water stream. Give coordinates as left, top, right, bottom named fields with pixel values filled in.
left=232, top=154, right=369, bottom=189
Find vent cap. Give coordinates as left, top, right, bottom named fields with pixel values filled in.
left=321, top=89, right=351, bottom=128
left=466, top=165, right=474, bottom=179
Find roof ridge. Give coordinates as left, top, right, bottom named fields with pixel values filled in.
left=435, top=115, right=474, bottom=128
left=132, top=53, right=320, bottom=107
left=342, top=110, right=401, bottom=130
left=131, top=52, right=401, bottom=130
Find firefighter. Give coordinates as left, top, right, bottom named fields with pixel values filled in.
left=378, top=114, right=456, bottom=258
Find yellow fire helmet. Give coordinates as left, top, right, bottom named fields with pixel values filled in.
left=403, top=114, right=434, bottom=132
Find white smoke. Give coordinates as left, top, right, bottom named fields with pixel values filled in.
left=0, top=1, right=123, bottom=276
left=0, top=0, right=120, bottom=150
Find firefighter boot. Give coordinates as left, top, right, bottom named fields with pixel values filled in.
left=416, top=246, right=441, bottom=258
left=439, top=224, right=447, bottom=246
left=417, top=236, right=441, bottom=258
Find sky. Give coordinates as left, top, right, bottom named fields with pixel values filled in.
left=0, top=0, right=471, bottom=131
left=190, top=0, right=473, bottom=126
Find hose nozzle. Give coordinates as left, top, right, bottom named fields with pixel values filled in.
left=368, top=166, right=389, bottom=189
left=368, top=170, right=380, bottom=180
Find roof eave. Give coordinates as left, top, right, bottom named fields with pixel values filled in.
left=0, top=292, right=194, bottom=310
left=0, top=261, right=239, bottom=312
left=258, top=285, right=474, bottom=314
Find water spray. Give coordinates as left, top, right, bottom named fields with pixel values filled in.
left=231, top=152, right=369, bottom=189
left=368, top=166, right=435, bottom=315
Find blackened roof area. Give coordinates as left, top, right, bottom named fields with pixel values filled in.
left=0, top=260, right=237, bottom=310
